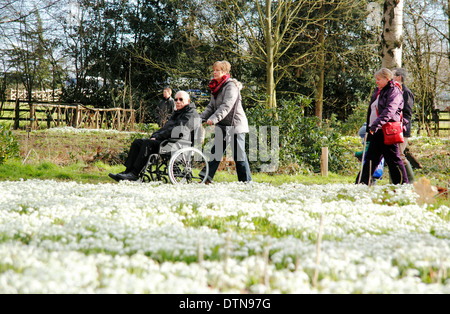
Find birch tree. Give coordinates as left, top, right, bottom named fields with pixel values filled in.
left=381, top=0, right=404, bottom=68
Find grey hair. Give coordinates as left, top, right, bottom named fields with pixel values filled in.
left=392, top=68, right=408, bottom=83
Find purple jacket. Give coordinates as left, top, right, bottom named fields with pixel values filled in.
left=366, top=80, right=405, bottom=133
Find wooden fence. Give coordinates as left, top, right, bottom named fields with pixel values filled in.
left=0, top=100, right=136, bottom=131
left=432, top=110, right=449, bottom=136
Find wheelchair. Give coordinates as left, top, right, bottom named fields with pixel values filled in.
left=139, top=136, right=209, bottom=185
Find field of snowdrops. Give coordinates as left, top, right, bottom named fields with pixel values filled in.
left=0, top=178, right=449, bottom=294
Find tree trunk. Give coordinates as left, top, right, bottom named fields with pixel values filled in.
left=315, top=66, right=325, bottom=121
left=381, top=0, right=404, bottom=69
left=315, top=3, right=326, bottom=122
left=265, top=0, right=277, bottom=116
left=448, top=0, right=450, bottom=63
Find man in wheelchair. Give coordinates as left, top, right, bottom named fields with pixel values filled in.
left=109, top=90, right=200, bottom=182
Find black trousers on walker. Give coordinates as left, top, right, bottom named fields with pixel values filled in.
left=124, top=139, right=161, bottom=175
left=356, top=130, right=408, bottom=185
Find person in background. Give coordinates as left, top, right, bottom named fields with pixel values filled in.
left=392, top=67, right=415, bottom=183
left=157, top=87, right=175, bottom=127
left=109, top=91, right=199, bottom=182
left=200, top=60, right=252, bottom=184
left=356, top=68, right=408, bottom=185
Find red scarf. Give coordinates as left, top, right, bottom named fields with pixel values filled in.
left=209, top=74, right=230, bottom=98
left=394, top=81, right=402, bottom=91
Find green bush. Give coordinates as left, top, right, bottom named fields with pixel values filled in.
left=339, top=100, right=369, bottom=136
left=0, top=124, right=20, bottom=164
left=247, top=96, right=350, bottom=174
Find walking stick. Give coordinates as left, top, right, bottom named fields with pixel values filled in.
left=357, top=132, right=368, bottom=184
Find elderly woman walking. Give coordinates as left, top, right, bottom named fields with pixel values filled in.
left=357, top=68, right=408, bottom=185
left=200, top=61, right=252, bottom=183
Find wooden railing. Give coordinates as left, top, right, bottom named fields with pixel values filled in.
left=0, top=100, right=136, bottom=131
left=29, top=103, right=135, bottom=131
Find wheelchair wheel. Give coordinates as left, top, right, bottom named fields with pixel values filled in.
left=147, top=154, right=161, bottom=182
left=168, top=147, right=209, bottom=184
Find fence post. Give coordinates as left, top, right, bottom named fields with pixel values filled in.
left=57, top=106, right=61, bottom=126
left=130, top=110, right=135, bottom=131
left=75, top=104, right=81, bottom=128
left=321, top=147, right=328, bottom=177
left=13, top=99, right=20, bottom=130
left=117, top=109, right=121, bottom=130
left=29, top=103, right=36, bottom=130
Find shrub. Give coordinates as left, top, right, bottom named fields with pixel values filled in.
left=339, top=100, right=369, bottom=136
left=0, top=124, right=19, bottom=164
left=247, top=96, right=350, bottom=174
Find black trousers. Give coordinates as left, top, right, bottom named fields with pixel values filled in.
left=124, top=139, right=161, bottom=175
left=202, top=129, right=252, bottom=182
left=356, top=130, right=408, bottom=185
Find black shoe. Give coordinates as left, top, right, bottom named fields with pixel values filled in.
left=116, top=172, right=139, bottom=182
left=108, top=173, right=121, bottom=182
left=109, top=171, right=128, bottom=182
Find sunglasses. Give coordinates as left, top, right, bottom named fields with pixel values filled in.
left=175, top=98, right=184, bottom=102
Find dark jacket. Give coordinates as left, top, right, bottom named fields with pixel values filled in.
left=151, top=103, right=200, bottom=141
left=402, top=84, right=414, bottom=137
left=157, top=97, right=175, bottom=126
left=366, top=80, right=405, bottom=133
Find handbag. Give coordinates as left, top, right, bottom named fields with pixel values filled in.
left=376, top=106, right=404, bottom=145
left=382, top=121, right=404, bottom=145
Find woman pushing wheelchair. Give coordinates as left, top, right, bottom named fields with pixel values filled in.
left=199, top=61, right=252, bottom=184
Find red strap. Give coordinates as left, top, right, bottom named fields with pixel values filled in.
left=375, top=105, right=403, bottom=120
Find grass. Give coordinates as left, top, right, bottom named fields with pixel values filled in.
left=0, top=158, right=356, bottom=185
left=0, top=159, right=125, bottom=183
left=213, top=170, right=354, bottom=185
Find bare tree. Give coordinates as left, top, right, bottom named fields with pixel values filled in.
left=202, top=0, right=364, bottom=115
left=0, top=0, right=61, bottom=26
left=403, top=0, right=449, bottom=135
left=311, top=0, right=373, bottom=121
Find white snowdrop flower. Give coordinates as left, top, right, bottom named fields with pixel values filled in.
left=1, top=180, right=450, bottom=293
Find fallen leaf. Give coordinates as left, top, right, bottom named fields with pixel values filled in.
left=414, top=177, right=438, bottom=205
